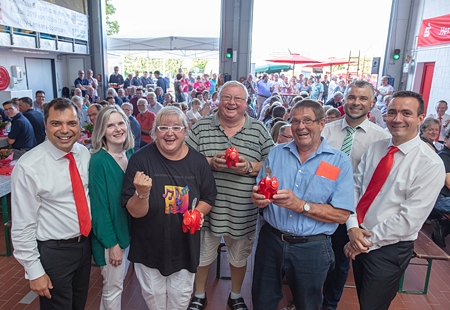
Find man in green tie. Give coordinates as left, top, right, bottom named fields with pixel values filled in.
left=321, top=80, right=391, bottom=310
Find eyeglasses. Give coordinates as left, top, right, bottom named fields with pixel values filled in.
left=220, top=95, right=247, bottom=104
left=280, top=134, right=294, bottom=140
left=157, top=126, right=185, bottom=132
left=88, top=113, right=98, bottom=118
left=290, top=118, right=321, bottom=126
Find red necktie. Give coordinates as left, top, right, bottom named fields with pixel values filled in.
left=356, top=146, right=400, bottom=224
left=437, top=117, right=442, bottom=142
left=65, top=152, right=91, bottom=236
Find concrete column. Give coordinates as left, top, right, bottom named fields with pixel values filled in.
left=220, top=0, right=254, bottom=81
left=88, top=0, right=108, bottom=98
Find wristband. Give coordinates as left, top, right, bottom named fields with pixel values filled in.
left=135, top=190, right=150, bottom=199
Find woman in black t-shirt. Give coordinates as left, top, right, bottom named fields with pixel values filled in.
left=122, top=106, right=217, bottom=309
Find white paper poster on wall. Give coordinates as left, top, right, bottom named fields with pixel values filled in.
left=0, top=0, right=88, bottom=41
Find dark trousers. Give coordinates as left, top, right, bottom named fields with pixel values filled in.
left=352, top=241, right=414, bottom=310
left=322, top=224, right=350, bottom=310
left=252, top=223, right=334, bottom=310
left=37, top=236, right=92, bottom=310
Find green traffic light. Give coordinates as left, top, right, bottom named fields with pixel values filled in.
left=226, top=48, right=232, bottom=59
left=393, top=54, right=400, bottom=60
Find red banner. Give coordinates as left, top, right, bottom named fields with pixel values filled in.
left=418, top=13, right=450, bottom=47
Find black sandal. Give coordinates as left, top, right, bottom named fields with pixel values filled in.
left=188, top=294, right=208, bottom=310
left=227, top=294, right=248, bottom=310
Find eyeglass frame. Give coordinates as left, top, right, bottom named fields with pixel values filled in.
left=220, top=95, right=247, bottom=104
left=280, top=134, right=294, bottom=140
left=156, top=125, right=185, bottom=133
left=290, top=117, right=323, bottom=126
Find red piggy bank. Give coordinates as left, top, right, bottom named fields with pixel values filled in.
left=258, top=176, right=279, bottom=199
left=182, top=209, right=202, bottom=234
left=226, top=147, right=239, bottom=168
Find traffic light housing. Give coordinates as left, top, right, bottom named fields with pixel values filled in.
left=393, top=49, right=401, bottom=61
left=226, top=48, right=232, bottom=59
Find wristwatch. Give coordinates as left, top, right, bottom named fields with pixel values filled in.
left=302, top=201, right=311, bottom=214
left=135, top=190, right=150, bottom=199
left=247, top=161, right=253, bottom=174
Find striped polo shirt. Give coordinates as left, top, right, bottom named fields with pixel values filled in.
left=186, top=114, right=274, bottom=238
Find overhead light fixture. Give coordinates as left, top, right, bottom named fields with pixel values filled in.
left=10, top=48, right=49, bottom=55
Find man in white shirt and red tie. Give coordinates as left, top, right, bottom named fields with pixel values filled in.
left=428, top=100, right=450, bottom=143
left=321, top=80, right=391, bottom=310
left=11, top=98, right=92, bottom=309
left=344, top=91, right=445, bottom=310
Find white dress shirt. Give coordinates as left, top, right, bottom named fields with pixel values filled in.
left=11, top=140, right=91, bottom=280
left=369, top=107, right=385, bottom=128
left=376, top=84, right=394, bottom=104
left=428, top=113, right=450, bottom=141
left=328, top=80, right=337, bottom=97
left=322, top=118, right=391, bottom=172
left=347, top=136, right=445, bottom=251
left=186, top=110, right=202, bottom=123
left=148, top=102, right=163, bottom=115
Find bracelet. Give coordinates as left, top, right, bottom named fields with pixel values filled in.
left=135, top=190, right=150, bottom=199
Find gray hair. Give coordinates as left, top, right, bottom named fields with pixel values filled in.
left=107, top=88, right=117, bottom=96
left=137, top=98, right=148, bottom=108
left=383, top=95, right=393, bottom=103
left=218, top=80, right=249, bottom=100
left=333, top=91, right=343, bottom=99
left=71, top=95, right=83, bottom=108
left=420, top=117, right=440, bottom=135
left=151, top=106, right=188, bottom=141
left=122, top=102, right=133, bottom=111
left=279, top=124, right=291, bottom=135
left=344, top=80, right=375, bottom=101
left=90, top=105, right=134, bottom=153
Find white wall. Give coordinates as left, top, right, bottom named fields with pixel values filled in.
left=408, top=0, right=450, bottom=115
left=0, top=49, right=90, bottom=100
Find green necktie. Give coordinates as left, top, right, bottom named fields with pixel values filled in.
left=341, top=126, right=356, bottom=156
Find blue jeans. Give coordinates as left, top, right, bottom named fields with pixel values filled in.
left=252, top=223, right=334, bottom=310
left=434, top=195, right=450, bottom=213
left=322, top=224, right=350, bottom=310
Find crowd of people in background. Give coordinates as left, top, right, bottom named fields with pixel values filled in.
left=5, top=64, right=450, bottom=310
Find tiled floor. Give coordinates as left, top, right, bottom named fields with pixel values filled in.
left=2, top=209, right=450, bottom=309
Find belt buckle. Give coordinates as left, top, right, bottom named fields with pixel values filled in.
left=281, top=234, right=286, bottom=242
left=77, top=236, right=82, bottom=242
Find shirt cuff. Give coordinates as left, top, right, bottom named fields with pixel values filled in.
left=346, top=213, right=359, bottom=231
left=25, top=261, right=46, bottom=281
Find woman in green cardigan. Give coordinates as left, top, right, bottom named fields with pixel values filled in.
left=89, top=105, right=135, bottom=309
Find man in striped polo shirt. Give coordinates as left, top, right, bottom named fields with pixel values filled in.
left=186, top=80, right=274, bottom=310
